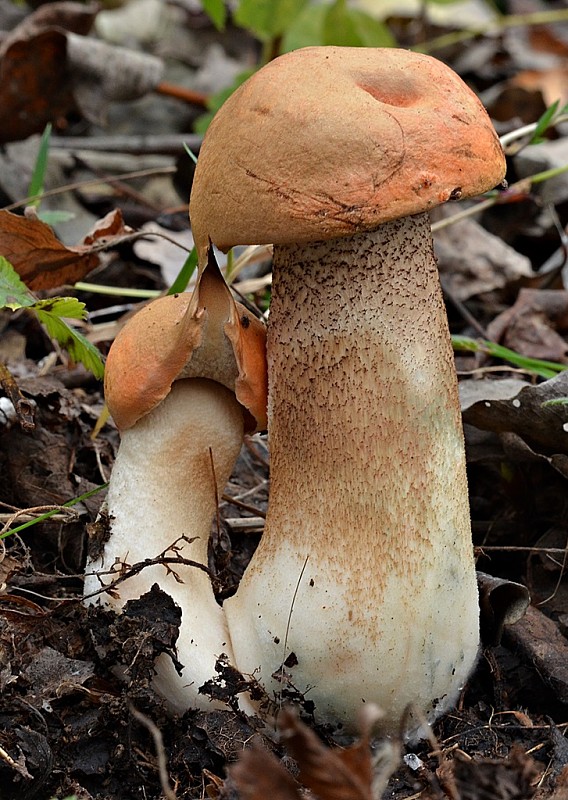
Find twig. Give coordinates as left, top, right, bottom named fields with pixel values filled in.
left=82, top=537, right=212, bottom=604
left=1, top=166, right=176, bottom=212
left=50, top=133, right=202, bottom=156
left=156, top=81, right=208, bottom=108
left=0, top=505, right=80, bottom=537
left=130, top=707, right=177, bottom=800
left=224, top=517, right=265, bottom=532
left=221, top=493, right=266, bottom=518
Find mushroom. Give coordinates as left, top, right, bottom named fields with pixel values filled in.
left=84, top=251, right=267, bottom=713
left=189, top=47, right=506, bottom=733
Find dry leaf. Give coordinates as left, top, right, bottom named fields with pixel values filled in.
left=0, top=209, right=132, bottom=291
left=82, top=208, right=134, bottom=246
left=0, top=2, right=162, bottom=141
left=433, top=207, right=533, bottom=301
left=462, top=370, right=568, bottom=457
left=486, top=289, right=568, bottom=365
left=66, top=34, right=163, bottom=126
left=229, top=708, right=400, bottom=800
left=435, top=746, right=538, bottom=800
left=278, top=709, right=373, bottom=800
left=0, top=1, right=98, bottom=53
left=229, top=746, right=303, bottom=800
left=0, top=30, right=74, bottom=144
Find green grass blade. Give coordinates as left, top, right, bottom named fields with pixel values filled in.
left=1, top=483, right=108, bottom=539
left=168, top=247, right=198, bottom=294
left=28, top=123, right=52, bottom=207
left=452, top=335, right=567, bottom=379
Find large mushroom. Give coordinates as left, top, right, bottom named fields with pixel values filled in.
left=84, top=252, right=267, bottom=712
left=189, top=47, right=506, bottom=733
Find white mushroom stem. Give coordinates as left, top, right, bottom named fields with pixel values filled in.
left=225, top=213, right=479, bottom=733
left=85, top=377, right=244, bottom=712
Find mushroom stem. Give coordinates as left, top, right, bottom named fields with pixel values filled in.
left=225, top=213, right=479, bottom=732
left=85, top=377, right=244, bottom=712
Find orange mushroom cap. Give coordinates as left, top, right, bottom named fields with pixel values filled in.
left=190, top=47, right=506, bottom=260
left=104, top=249, right=267, bottom=433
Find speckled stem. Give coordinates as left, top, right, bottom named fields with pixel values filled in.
left=225, top=213, right=479, bottom=733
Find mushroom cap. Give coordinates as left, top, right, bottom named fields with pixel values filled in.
left=104, top=252, right=267, bottom=433
left=190, top=47, right=506, bottom=258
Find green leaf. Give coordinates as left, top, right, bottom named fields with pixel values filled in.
left=0, top=255, right=36, bottom=309
left=531, top=100, right=560, bottom=144
left=33, top=296, right=88, bottom=319
left=37, top=209, right=76, bottom=225
left=27, top=123, right=52, bottom=207
left=234, top=0, right=306, bottom=39
left=282, top=3, right=327, bottom=51
left=0, top=258, right=104, bottom=379
left=323, top=0, right=395, bottom=48
left=35, top=307, right=105, bottom=379
left=201, top=0, right=227, bottom=29
left=531, top=100, right=568, bottom=144
left=323, top=0, right=361, bottom=47
left=348, top=9, right=395, bottom=47
left=168, top=247, right=198, bottom=294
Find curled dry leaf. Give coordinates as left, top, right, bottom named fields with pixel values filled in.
left=432, top=207, right=533, bottom=301
left=434, top=745, right=539, bottom=800
left=0, top=208, right=132, bottom=291
left=477, top=571, right=530, bottom=647
left=229, top=746, right=302, bottom=800
left=0, top=1, right=163, bottom=141
left=229, top=708, right=399, bottom=800
left=486, top=289, right=568, bottom=365
left=0, top=29, right=74, bottom=144
left=0, top=1, right=98, bottom=52
left=462, top=371, right=568, bottom=457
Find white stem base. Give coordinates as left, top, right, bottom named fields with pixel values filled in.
left=225, top=215, right=480, bottom=736
left=84, top=378, right=244, bottom=713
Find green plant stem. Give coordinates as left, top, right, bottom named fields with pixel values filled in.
left=1, top=484, right=108, bottom=540
left=452, top=335, right=567, bottom=379
left=74, top=282, right=161, bottom=299
left=500, top=115, right=568, bottom=151
left=431, top=164, right=568, bottom=233
left=416, top=9, right=568, bottom=54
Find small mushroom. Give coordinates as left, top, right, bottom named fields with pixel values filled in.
left=84, top=252, right=267, bottom=712
left=189, top=47, right=506, bottom=733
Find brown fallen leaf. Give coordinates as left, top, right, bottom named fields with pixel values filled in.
left=432, top=207, right=533, bottom=302
left=486, top=289, right=568, bottom=366
left=229, top=707, right=399, bottom=800
left=82, top=208, right=134, bottom=247
left=0, top=208, right=132, bottom=291
left=0, top=30, right=75, bottom=144
left=279, top=708, right=373, bottom=800
left=503, top=605, right=568, bottom=706
left=229, top=745, right=303, bottom=800
left=434, top=746, right=539, bottom=800
left=0, top=1, right=98, bottom=52
left=0, top=1, right=163, bottom=141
